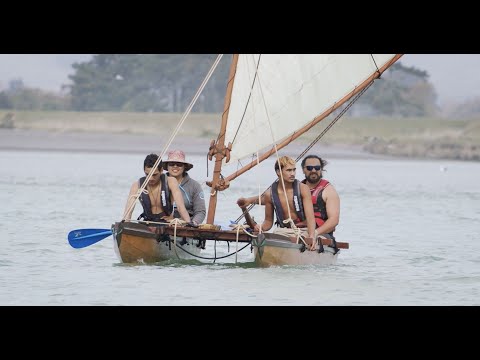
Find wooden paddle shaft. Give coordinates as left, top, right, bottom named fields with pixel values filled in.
left=240, top=206, right=257, bottom=229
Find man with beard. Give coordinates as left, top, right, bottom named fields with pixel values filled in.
left=299, top=155, right=340, bottom=240
left=237, top=155, right=340, bottom=240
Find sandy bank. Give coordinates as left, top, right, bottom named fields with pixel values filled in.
left=0, top=128, right=393, bottom=160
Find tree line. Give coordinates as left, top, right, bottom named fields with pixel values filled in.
left=0, top=55, right=446, bottom=117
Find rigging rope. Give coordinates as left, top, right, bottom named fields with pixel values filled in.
left=229, top=223, right=252, bottom=263
left=254, top=57, right=294, bottom=226
left=123, top=54, right=224, bottom=220
left=169, top=218, right=187, bottom=259
left=233, top=80, right=375, bottom=224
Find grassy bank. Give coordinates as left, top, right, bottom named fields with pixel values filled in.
left=0, top=110, right=221, bottom=138
left=2, top=110, right=479, bottom=160
left=301, top=116, right=480, bottom=160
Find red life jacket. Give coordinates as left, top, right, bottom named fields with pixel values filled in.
left=310, top=179, right=330, bottom=229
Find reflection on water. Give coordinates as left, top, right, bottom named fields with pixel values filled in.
left=1, top=150, right=479, bottom=305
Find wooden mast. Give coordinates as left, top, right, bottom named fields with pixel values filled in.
left=224, top=54, right=403, bottom=183
left=206, top=54, right=239, bottom=224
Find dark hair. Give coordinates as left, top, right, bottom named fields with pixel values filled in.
left=301, top=155, right=327, bottom=170
left=144, top=153, right=163, bottom=170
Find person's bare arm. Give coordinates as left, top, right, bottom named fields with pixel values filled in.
left=316, top=184, right=340, bottom=235
left=237, top=194, right=266, bottom=207
left=123, top=181, right=139, bottom=220
left=167, top=177, right=191, bottom=223
left=255, top=192, right=274, bottom=232
left=300, top=183, right=316, bottom=241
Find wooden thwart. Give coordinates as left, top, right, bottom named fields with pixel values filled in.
left=161, top=225, right=349, bottom=249
left=313, top=237, right=348, bottom=249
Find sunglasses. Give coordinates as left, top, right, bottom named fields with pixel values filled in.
left=305, top=165, right=322, bottom=171
left=168, top=162, right=185, bottom=167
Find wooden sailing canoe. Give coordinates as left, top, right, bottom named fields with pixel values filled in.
left=111, top=221, right=348, bottom=266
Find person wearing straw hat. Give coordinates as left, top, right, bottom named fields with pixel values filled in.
left=123, top=153, right=191, bottom=223
left=164, top=150, right=206, bottom=225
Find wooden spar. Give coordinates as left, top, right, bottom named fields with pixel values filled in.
left=206, top=54, right=239, bottom=225
left=224, top=54, right=403, bottom=183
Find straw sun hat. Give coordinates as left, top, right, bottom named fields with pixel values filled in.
left=164, top=150, right=193, bottom=171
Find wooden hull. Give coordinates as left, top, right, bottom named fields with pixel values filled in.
left=112, top=222, right=202, bottom=264
left=252, top=233, right=339, bottom=267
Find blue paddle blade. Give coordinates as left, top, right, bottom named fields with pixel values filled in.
left=68, top=228, right=112, bottom=249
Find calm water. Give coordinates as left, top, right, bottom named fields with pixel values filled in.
left=1, top=150, right=479, bottom=306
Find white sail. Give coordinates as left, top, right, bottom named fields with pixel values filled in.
left=224, top=54, right=398, bottom=163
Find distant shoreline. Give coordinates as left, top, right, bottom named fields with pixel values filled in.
left=1, top=110, right=479, bottom=161
left=0, top=128, right=395, bottom=160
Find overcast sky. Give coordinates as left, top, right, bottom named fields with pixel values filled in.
left=0, top=54, right=479, bottom=106
left=0, top=54, right=92, bottom=92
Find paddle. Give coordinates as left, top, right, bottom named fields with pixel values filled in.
left=68, top=228, right=112, bottom=249
left=240, top=206, right=257, bottom=230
